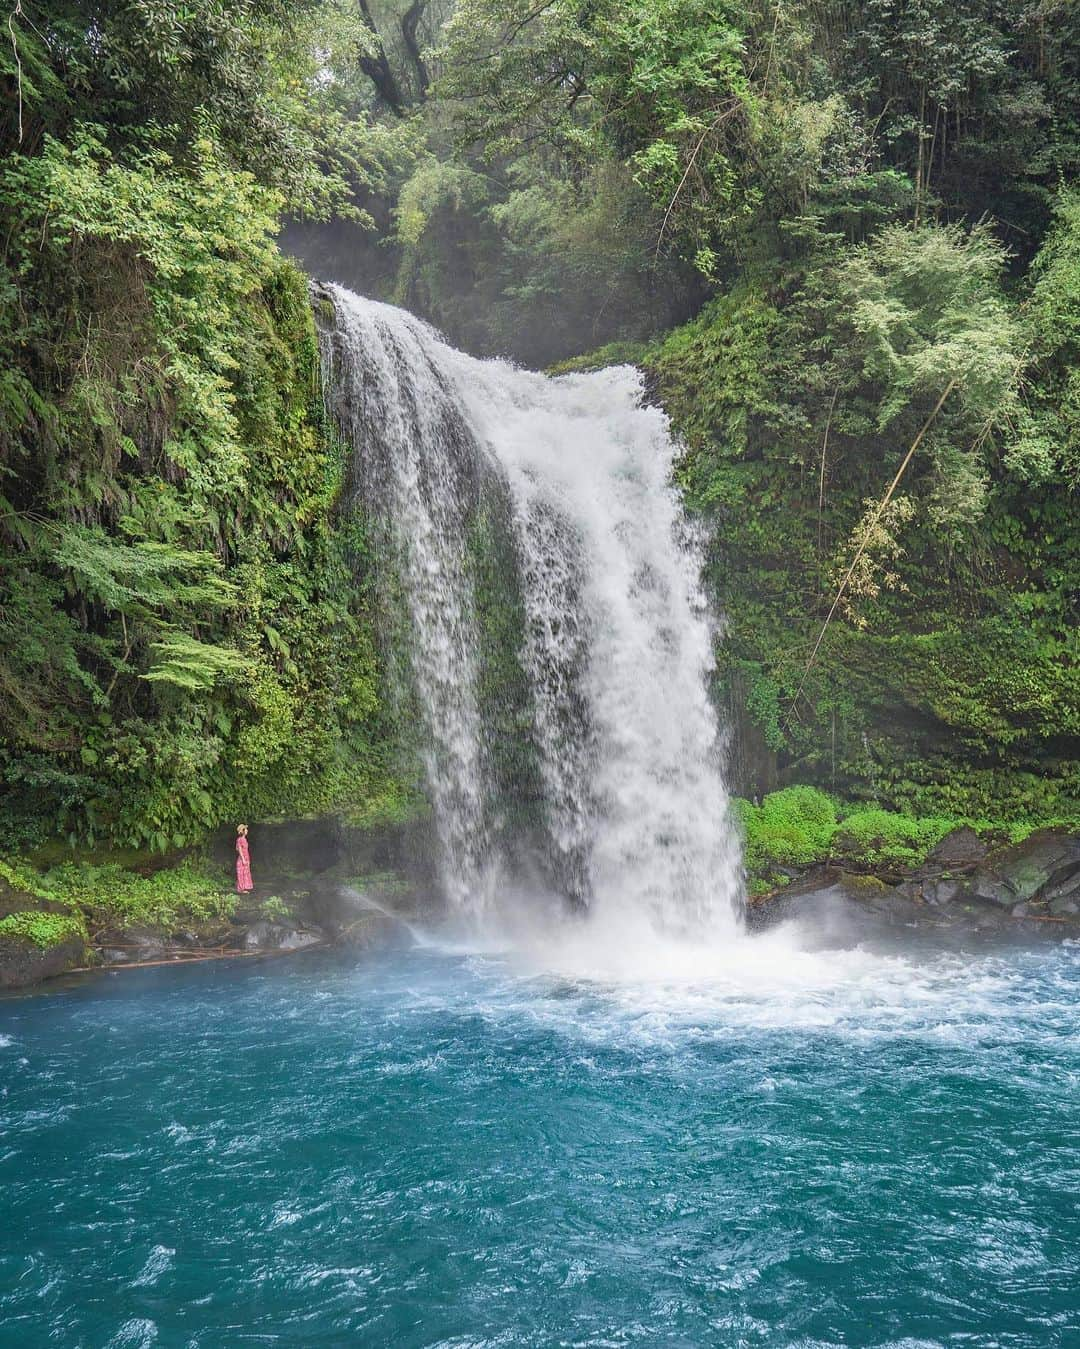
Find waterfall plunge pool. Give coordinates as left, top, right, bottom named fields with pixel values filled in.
left=2, top=926, right=1078, bottom=1347
left=5, top=291, right=1075, bottom=1342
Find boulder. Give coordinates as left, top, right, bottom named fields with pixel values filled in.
left=0, top=934, right=85, bottom=989
left=96, top=925, right=169, bottom=963
left=926, top=826, right=988, bottom=868
left=242, top=921, right=324, bottom=952
left=970, top=831, right=1080, bottom=909
left=1043, top=862, right=1080, bottom=905
left=747, top=867, right=935, bottom=940
left=336, top=908, right=403, bottom=949
left=921, top=877, right=960, bottom=907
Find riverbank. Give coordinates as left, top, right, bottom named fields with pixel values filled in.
left=0, top=817, right=438, bottom=992
left=737, top=785, right=1080, bottom=935
left=748, top=826, right=1080, bottom=941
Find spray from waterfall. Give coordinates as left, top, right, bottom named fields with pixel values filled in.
left=319, top=285, right=743, bottom=936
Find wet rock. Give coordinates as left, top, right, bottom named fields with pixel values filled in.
left=1043, top=862, right=1080, bottom=905
left=926, top=827, right=988, bottom=868
left=336, top=908, right=403, bottom=949
left=970, top=872, right=1017, bottom=908
left=971, top=831, right=1080, bottom=909
left=922, top=877, right=960, bottom=907
left=242, top=921, right=324, bottom=952
left=0, top=934, right=86, bottom=989
left=747, top=867, right=935, bottom=940
left=208, top=813, right=439, bottom=898
left=96, top=926, right=170, bottom=964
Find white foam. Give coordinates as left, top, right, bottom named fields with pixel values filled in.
left=407, top=901, right=1075, bottom=1051
left=129, top=1246, right=174, bottom=1289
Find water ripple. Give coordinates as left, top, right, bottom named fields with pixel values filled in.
left=0, top=938, right=1078, bottom=1347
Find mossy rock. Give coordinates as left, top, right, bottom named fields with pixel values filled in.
left=0, top=902, right=87, bottom=988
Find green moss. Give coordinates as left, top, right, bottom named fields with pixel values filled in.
left=548, top=340, right=654, bottom=375
left=341, top=780, right=429, bottom=829
left=345, top=870, right=412, bottom=898
left=735, top=787, right=980, bottom=882
left=734, top=786, right=838, bottom=874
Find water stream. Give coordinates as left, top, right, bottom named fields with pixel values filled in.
left=2, top=939, right=1078, bottom=1346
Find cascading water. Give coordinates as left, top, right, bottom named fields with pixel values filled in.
left=319, top=286, right=742, bottom=935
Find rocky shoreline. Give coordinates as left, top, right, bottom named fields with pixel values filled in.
left=3, top=822, right=1078, bottom=993
left=0, top=817, right=438, bottom=993
left=748, top=827, right=1080, bottom=939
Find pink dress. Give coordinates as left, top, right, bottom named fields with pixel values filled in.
left=235, top=835, right=253, bottom=893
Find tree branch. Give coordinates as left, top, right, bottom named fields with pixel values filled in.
left=788, top=379, right=958, bottom=716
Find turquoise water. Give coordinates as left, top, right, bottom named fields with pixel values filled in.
left=1, top=929, right=1078, bottom=1347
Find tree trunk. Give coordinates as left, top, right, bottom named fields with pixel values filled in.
left=357, top=0, right=407, bottom=116
left=401, top=0, right=431, bottom=100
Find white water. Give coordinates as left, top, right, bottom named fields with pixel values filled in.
left=321, top=293, right=495, bottom=908
left=321, top=288, right=742, bottom=936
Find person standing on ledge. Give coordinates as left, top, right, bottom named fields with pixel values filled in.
left=235, top=824, right=254, bottom=894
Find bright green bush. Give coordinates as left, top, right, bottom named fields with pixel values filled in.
left=736, top=788, right=970, bottom=880
left=38, top=861, right=234, bottom=930
left=735, top=786, right=839, bottom=874
left=1, top=855, right=234, bottom=933
left=0, top=910, right=87, bottom=949
left=836, top=809, right=954, bottom=869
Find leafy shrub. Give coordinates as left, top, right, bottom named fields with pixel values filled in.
left=836, top=809, right=954, bottom=868
left=0, top=910, right=87, bottom=949
left=734, top=786, right=838, bottom=873
left=1, top=856, right=234, bottom=933
left=735, top=788, right=967, bottom=879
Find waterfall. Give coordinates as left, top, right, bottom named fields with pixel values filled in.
left=319, top=286, right=743, bottom=935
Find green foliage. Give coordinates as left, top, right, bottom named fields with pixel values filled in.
left=0, top=0, right=386, bottom=218
left=736, top=788, right=970, bottom=882
left=389, top=153, right=696, bottom=366
left=9, top=857, right=234, bottom=932
left=0, top=13, right=407, bottom=851
left=1013, top=191, right=1080, bottom=486
left=3, top=0, right=1080, bottom=858
left=834, top=809, right=954, bottom=869
left=428, top=0, right=1078, bottom=289
left=735, top=786, right=839, bottom=874
left=646, top=204, right=1078, bottom=827
left=289, top=0, right=1080, bottom=374
left=0, top=909, right=86, bottom=949
left=260, top=895, right=292, bottom=921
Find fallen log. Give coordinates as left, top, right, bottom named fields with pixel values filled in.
left=70, top=941, right=330, bottom=974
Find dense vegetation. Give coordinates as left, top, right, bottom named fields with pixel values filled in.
left=0, top=0, right=414, bottom=856
left=1, top=0, right=1078, bottom=894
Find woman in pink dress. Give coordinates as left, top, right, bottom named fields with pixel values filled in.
left=235, top=824, right=254, bottom=893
